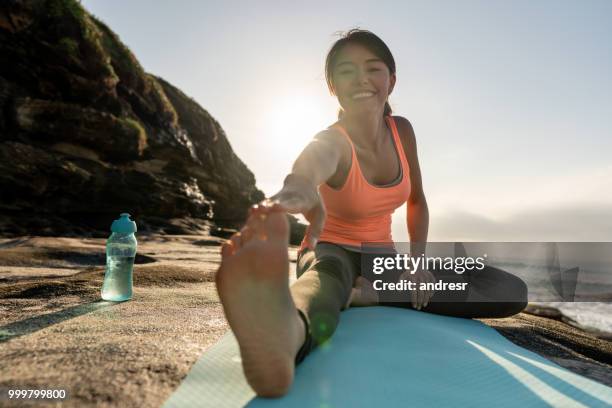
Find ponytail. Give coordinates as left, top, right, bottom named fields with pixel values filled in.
left=383, top=101, right=392, bottom=117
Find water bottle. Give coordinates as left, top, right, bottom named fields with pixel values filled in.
left=101, top=213, right=137, bottom=301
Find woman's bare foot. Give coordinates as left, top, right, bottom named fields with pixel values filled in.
left=346, top=276, right=379, bottom=308
left=215, top=208, right=306, bottom=397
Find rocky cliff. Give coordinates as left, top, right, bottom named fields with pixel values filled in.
left=0, top=0, right=279, bottom=237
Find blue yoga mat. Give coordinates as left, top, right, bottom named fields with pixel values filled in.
left=163, top=307, right=612, bottom=407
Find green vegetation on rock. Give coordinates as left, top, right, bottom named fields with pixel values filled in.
left=91, top=15, right=178, bottom=127
left=57, top=37, right=79, bottom=57
left=45, top=0, right=118, bottom=85
left=121, top=117, right=148, bottom=153
left=47, top=0, right=85, bottom=20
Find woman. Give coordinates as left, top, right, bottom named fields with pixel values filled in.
left=215, top=29, right=528, bottom=397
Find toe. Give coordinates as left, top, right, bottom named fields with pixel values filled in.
left=230, top=232, right=242, bottom=250
left=240, top=226, right=254, bottom=244
left=249, top=204, right=262, bottom=217
left=247, top=211, right=264, bottom=231
left=220, top=240, right=234, bottom=260
left=247, top=212, right=269, bottom=240
left=263, top=211, right=289, bottom=243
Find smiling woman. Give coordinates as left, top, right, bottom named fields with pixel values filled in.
left=214, top=29, right=529, bottom=399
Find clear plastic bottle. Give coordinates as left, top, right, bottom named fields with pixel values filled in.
left=101, top=213, right=137, bottom=301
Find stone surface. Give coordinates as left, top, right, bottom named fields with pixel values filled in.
left=0, top=236, right=610, bottom=407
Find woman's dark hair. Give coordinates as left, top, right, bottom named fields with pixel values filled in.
left=325, top=29, right=396, bottom=118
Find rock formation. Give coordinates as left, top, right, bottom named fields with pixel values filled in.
left=0, top=0, right=306, bottom=238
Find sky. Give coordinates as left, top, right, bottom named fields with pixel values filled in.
left=82, top=0, right=612, bottom=241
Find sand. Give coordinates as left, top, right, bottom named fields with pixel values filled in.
left=0, top=235, right=610, bottom=407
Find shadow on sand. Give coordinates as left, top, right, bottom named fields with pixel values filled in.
left=0, top=300, right=120, bottom=343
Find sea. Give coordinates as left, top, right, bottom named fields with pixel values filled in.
left=529, top=301, right=612, bottom=336
left=489, top=257, right=612, bottom=337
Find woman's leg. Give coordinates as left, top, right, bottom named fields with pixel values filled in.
left=216, top=211, right=307, bottom=397
left=291, top=243, right=360, bottom=363
left=383, top=265, right=528, bottom=318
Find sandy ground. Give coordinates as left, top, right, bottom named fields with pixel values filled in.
left=0, top=235, right=610, bottom=407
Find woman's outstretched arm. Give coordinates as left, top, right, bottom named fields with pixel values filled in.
left=268, top=130, right=344, bottom=248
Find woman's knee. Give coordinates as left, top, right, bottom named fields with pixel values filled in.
left=470, top=268, right=528, bottom=317
left=507, top=272, right=528, bottom=303
left=309, top=256, right=355, bottom=289
left=482, top=266, right=528, bottom=302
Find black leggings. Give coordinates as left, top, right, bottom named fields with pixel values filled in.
left=291, top=243, right=528, bottom=364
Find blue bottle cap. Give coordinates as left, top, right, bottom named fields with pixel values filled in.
left=111, top=213, right=137, bottom=233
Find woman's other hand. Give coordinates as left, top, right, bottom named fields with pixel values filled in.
left=398, top=268, right=436, bottom=310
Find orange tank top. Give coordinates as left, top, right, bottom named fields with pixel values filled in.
left=300, top=116, right=411, bottom=252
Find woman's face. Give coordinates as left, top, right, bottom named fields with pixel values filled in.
left=331, top=43, right=396, bottom=117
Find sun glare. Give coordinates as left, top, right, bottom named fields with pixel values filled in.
left=263, top=92, right=335, bottom=161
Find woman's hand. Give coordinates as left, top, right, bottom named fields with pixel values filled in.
left=398, top=268, right=436, bottom=310
left=256, top=174, right=326, bottom=249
